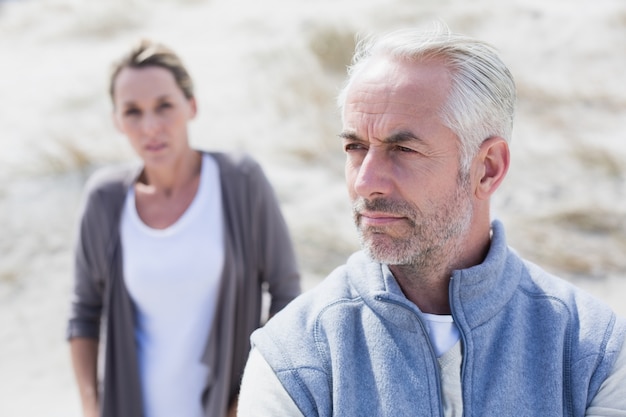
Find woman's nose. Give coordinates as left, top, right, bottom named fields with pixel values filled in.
left=140, top=112, right=160, bottom=136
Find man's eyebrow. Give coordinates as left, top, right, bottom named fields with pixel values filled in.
left=338, top=131, right=360, bottom=141
left=384, top=130, right=424, bottom=144
left=339, top=130, right=424, bottom=143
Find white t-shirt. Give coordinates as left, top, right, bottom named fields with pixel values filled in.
left=422, top=312, right=461, bottom=357
left=121, top=154, right=224, bottom=417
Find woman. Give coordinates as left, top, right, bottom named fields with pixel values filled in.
left=66, top=39, right=301, bottom=417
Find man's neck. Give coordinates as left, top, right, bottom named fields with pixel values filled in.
left=388, top=227, right=492, bottom=315
left=389, top=263, right=453, bottom=315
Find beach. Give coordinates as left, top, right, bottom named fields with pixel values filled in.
left=1, top=0, right=625, bottom=415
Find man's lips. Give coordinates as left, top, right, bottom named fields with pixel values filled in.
left=358, top=211, right=406, bottom=227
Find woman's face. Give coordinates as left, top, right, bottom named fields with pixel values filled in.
left=111, top=66, right=197, bottom=167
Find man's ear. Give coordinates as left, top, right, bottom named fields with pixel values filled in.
left=473, top=136, right=510, bottom=200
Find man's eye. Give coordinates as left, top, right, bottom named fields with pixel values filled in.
left=344, top=143, right=365, bottom=152
left=395, top=145, right=416, bottom=153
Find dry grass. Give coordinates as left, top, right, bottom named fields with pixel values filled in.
left=243, top=23, right=352, bottom=170
left=35, top=134, right=94, bottom=174
left=570, top=144, right=625, bottom=177
left=306, top=24, right=355, bottom=76
left=512, top=208, right=626, bottom=278
left=0, top=270, right=18, bottom=284
left=293, top=224, right=358, bottom=277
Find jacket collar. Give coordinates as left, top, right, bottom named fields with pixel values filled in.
left=449, top=220, right=523, bottom=329
left=346, top=220, right=524, bottom=331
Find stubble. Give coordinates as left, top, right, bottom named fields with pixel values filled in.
left=353, top=173, right=473, bottom=271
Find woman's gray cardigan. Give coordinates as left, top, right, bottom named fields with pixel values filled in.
left=66, top=152, right=301, bottom=417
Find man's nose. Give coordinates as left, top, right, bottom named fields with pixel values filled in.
left=353, top=149, right=393, bottom=199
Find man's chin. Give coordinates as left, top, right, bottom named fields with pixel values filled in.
left=363, top=248, right=411, bottom=265
left=359, top=224, right=410, bottom=239
left=360, top=235, right=413, bottom=265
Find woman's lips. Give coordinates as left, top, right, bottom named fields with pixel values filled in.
left=145, top=142, right=166, bottom=152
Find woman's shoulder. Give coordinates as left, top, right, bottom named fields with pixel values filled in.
left=82, top=162, right=140, bottom=200
left=203, top=150, right=263, bottom=176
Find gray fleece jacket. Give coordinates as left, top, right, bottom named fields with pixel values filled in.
left=252, top=220, right=625, bottom=416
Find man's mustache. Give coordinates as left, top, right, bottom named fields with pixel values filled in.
left=352, top=198, right=417, bottom=226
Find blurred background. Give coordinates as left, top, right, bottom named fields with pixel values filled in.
left=0, top=0, right=625, bottom=415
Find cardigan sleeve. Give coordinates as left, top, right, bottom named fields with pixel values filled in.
left=66, top=167, right=132, bottom=340
left=66, top=178, right=107, bottom=339
left=245, top=157, right=301, bottom=315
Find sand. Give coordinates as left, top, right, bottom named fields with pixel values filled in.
left=1, top=0, right=625, bottom=415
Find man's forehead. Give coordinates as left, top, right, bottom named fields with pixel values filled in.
left=345, top=57, right=451, bottom=111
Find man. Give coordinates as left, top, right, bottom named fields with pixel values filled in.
left=237, top=25, right=626, bottom=416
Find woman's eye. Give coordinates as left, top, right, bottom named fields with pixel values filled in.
left=157, top=102, right=172, bottom=111
left=124, top=108, right=140, bottom=117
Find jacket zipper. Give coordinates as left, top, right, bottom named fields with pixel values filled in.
left=448, top=274, right=467, bottom=417
left=375, top=296, right=446, bottom=417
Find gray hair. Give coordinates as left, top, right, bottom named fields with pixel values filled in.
left=337, top=24, right=516, bottom=172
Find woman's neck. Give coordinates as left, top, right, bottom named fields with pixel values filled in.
left=139, top=149, right=202, bottom=198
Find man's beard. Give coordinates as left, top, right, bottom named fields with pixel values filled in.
left=352, top=174, right=473, bottom=267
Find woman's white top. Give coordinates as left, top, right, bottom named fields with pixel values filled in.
left=121, top=154, right=224, bottom=417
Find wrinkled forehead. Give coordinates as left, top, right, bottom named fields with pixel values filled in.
left=346, top=57, right=452, bottom=107
left=342, top=56, right=453, bottom=130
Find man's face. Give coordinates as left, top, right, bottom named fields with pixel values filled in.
left=341, top=56, right=474, bottom=266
